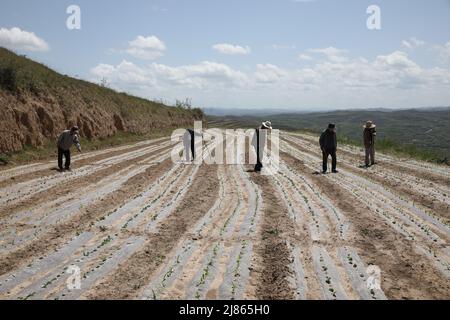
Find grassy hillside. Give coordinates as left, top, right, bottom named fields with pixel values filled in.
left=208, top=108, right=450, bottom=164
left=0, top=47, right=203, bottom=160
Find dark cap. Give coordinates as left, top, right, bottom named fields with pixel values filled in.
left=71, top=126, right=79, bottom=132
left=328, top=123, right=336, bottom=129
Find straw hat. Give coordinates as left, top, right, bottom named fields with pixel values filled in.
left=262, top=121, right=273, bottom=129
left=364, top=121, right=376, bottom=129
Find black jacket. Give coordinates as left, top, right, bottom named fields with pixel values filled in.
left=363, top=128, right=376, bottom=147
left=319, top=129, right=337, bottom=151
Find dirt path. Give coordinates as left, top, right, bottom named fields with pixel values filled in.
left=249, top=173, right=297, bottom=299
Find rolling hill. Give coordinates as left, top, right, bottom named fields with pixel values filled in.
left=208, top=108, right=450, bottom=162
left=0, top=47, right=204, bottom=154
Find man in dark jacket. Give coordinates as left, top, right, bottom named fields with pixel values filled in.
left=57, top=126, right=81, bottom=171
left=363, top=121, right=377, bottom=167
left=252, top=121, right=272, bottom=172
left=183, top=128, right=203, bottom=162
left=319, top=123, right=338, bottom=174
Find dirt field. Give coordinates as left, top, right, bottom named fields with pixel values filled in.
left=0, top=131, right=449, bottom=300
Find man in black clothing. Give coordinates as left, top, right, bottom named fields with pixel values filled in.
left=183, top=128, right=203, bottom=162
left=319, top=123, right=338, bottom=174
left=253, top=121, right=272, bottom=172
left=187, top=129, right=195, bottom=160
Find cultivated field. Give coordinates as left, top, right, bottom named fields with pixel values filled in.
left=0, top=131, right=449, bottom=300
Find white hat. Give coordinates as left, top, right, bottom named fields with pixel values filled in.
left=364, top=121, right=376, bottom=129
left=262, top=121, right=273, bottom=129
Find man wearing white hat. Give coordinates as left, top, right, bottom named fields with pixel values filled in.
left=363, top=121, right=377, bottom=167
left=252, top=121, right=272, bottom=172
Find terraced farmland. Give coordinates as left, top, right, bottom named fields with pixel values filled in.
left=0, top=131, right=449, bottom=300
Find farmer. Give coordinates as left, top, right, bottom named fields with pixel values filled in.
left=363, top=120, right=377, bottom=167
left=183, top=128, right=202, bottom=162
left=252, top=121, right=272, bottom=172
left=319, top=123, right=338, bottom=174
left=57, top=126, right=81, bottom=171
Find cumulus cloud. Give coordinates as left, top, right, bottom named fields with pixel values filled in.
left=401, top=37, right=426, bottom=50
left=89, top=46, right=450, bottom=108
left=435, top=41, right=450, bottom=63
left=308, top=47, right=348, bottom=62
left=126, top=35, right=166, bottom=60
left=152, top=61, right=248, bottom=88
left=298, top=54, right=313, bottom=61
left=0, top=27, right=49, bottom=51
left=212, top=43, right=251, bottom=55
left=374, top=51, right=419, bottom=70
left=90, top=60, right=154, bottom=88
left=90, top=60, right=248, bottom=91
left=254, top=64, right=288, bottom=83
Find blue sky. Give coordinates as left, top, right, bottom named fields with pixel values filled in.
left=1, top=0, right=450, bottom=110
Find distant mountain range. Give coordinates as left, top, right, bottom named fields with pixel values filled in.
left=208, top=107, right=450, bottom=160
left=203, top=106, right=450, bottom=117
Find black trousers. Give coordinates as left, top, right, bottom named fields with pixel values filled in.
left=188, top=129, right=195, bottom=160
left=254, top=159, right=263, bottom=172
left=58, top=148, right=71, bottom=169
left=322, top=149, right=336, bottom=172
left=191, top=135, right=195, bottom=159
left=254, top=129, right=263, bottom=172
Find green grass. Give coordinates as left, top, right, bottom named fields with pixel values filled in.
left=0, top=155, right=8, bottom=165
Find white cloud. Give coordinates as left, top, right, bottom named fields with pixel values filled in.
left=298, top=54, right=313, bottom=61
left=0, top=27, right=49, bottom=51
left=434, top=41, right=450, bottom=63
left=90, top=60, right=248, bottom=91
left=308, top=47, right=348, bottom=62
left=151, top=61, right=248, bottom=88
left=212, top=43, right=251, bottom=55
left=401, top=40, right=413, bottom=50
left=89, top=46, right=450, bottom=109
left=401, top=37, right=426, bottom=50
left=374, top=51, right=419, bottom=70
left=90, top=60, right=154, bottom=87
left=254, top=64, right=288, bottom=83
left=126, top=35, right=166, bottom=60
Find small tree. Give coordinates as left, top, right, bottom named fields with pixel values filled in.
left=100, top=77, right=109, bottom=88
left=175, top=98, right=192, bottom=109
